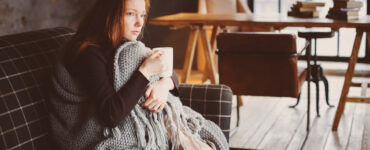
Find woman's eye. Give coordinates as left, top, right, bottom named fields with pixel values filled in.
left=140, top=14, right=146, bottom=18
left=127, top=12, right=135, bottom=16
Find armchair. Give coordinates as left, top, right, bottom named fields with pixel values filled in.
left=0, top=27, right=233, bottom=149
left=196, top=0, right=272, bottom=83
left=217, top=32, right=308, bottom=127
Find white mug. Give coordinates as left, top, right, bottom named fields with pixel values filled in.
left=152, top=47, right=173, bottom=77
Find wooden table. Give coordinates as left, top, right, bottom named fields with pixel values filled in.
left=149, top=13, right=370, bottom=131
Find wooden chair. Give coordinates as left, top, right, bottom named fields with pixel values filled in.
left=217, top=32, right=309, bottom=129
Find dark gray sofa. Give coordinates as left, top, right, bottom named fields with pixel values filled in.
left=0, top=27, right=233, bottom=149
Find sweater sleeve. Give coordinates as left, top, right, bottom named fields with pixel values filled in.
left=69, top=47, right=149, bottom=128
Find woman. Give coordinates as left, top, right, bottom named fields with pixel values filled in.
left=48, top=0, right=228, bottom=149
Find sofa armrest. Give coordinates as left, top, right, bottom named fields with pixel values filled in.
left=178, top=83, right=233, bottom=141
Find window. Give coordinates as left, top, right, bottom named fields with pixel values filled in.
left=252, top=0, right=368, bottom=62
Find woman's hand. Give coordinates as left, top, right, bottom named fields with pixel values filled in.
left=142, top=77, right=174, bottom=113
left=139, top=50, right=169, bottom=79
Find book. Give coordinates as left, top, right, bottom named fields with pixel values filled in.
left=332, top=7, right=361, bottom=12
left=333, top=0, right=355, bottom=1
left=328, top=8, right=359, bottom=16
left=288, top=11, right=319, bottom=18
left=333, top=1, right=363, bottom=8
left=328, top=11, right=359, bottom=16
left=296, top=1, right=326, bottom=7
left=326, top=13, right=359, bottom=20
left=291, top=4, right=318, bottom=12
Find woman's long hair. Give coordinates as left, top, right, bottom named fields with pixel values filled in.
left=64, top=0, right=150, bottom=66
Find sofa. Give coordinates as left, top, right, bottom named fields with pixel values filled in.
left=0, top=27, right=233, bottom=149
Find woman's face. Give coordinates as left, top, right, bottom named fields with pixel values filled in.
left=124, top=0, right=146, bottom=41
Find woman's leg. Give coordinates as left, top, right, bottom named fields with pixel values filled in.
left=164, top=115, right=213, bottom=150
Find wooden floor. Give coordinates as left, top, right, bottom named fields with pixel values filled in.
left=228, top=75, right=370, bottom=150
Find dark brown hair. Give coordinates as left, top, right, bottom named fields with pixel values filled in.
left=64, top=0, right=150, bottom=65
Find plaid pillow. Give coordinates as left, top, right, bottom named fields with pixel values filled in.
left=178, top=83, right=233, bottom=141
left=0, top=27, right=74, bottom=150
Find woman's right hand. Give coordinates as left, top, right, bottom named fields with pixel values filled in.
left=139, top=50, right=169, bottom=79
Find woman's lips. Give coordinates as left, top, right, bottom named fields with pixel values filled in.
left=132, top=31, right=140, bottom=35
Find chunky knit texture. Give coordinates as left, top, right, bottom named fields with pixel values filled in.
left=48, top=41, right=228, bottom=150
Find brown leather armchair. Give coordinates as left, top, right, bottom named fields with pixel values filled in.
left=217, top=32, right=308, bottom=127
left=196, top=0, right=273, bottom=82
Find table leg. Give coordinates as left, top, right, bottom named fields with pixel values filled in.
left=306, top=39, right=311, bottom=131
left=368, top=31, right=370, bottom=55
left=211, top=26, right=220, bottom=73
left=199, top=28, right=218, bottom=84
left=182, top=28, right=199, bottom=83
left=210, top=26, right=220, bottom=53
left=202, top=26, right=220, bottom=82
left=332, top=29, right=364, bottom=131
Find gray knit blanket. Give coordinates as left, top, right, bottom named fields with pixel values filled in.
left=48, top=41, right=228, bottom=150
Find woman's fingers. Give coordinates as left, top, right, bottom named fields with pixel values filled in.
left=145, top=85, right=153, bottom=99
left=143, top=100, right=162, bottom=112
left=150, top=50, right=164, bottom=58
left=143, top=94, right=160, bottom=109
left=147, top=99, right=158, bottom=109
left=141, top=51, right=165, bottom=76
left=142, top=79, right=169, bottom=112
left=143, top=96, right=166, bottom=112
left=151, top=103, right=162, bottom=112
left=143, top=98, right=153, bottom=107
left=155, top=103, right=166, bottom=113
left=143, top=94, right=155, bottom=107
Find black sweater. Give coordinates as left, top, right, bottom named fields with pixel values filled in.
left=66, top=46, right=179, bottom=128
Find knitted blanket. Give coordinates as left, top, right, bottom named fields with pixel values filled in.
left=48, top=41, right=228, bottom=150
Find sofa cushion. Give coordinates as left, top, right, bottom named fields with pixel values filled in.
left=0, top=27, right=74, bottom=150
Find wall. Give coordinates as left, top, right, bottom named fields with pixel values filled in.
left=0, top=0, right=91, bottom=35
left=0, top=0, right=197, bottom=68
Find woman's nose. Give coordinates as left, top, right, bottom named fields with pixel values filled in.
left=135, top=15, right=143, bottom=27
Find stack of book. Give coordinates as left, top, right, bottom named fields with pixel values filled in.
left=288, top=1, right=326, bottom=18
left=326, top=0, right=363, bottom=20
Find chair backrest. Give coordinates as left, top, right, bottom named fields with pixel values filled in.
left=217, top=32, right=301, bottom=98
left=0, top=27, right=74, bottom=149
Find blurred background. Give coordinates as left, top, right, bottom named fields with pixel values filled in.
left=0, top=0, right=369, bottom=68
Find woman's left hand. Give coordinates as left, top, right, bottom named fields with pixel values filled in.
left=142, top=77, right=174, bottom=113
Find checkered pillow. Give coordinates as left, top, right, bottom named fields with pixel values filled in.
left=178, top=83, right=233, bottom=141
left=0, top=27, right=74, bottom=150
